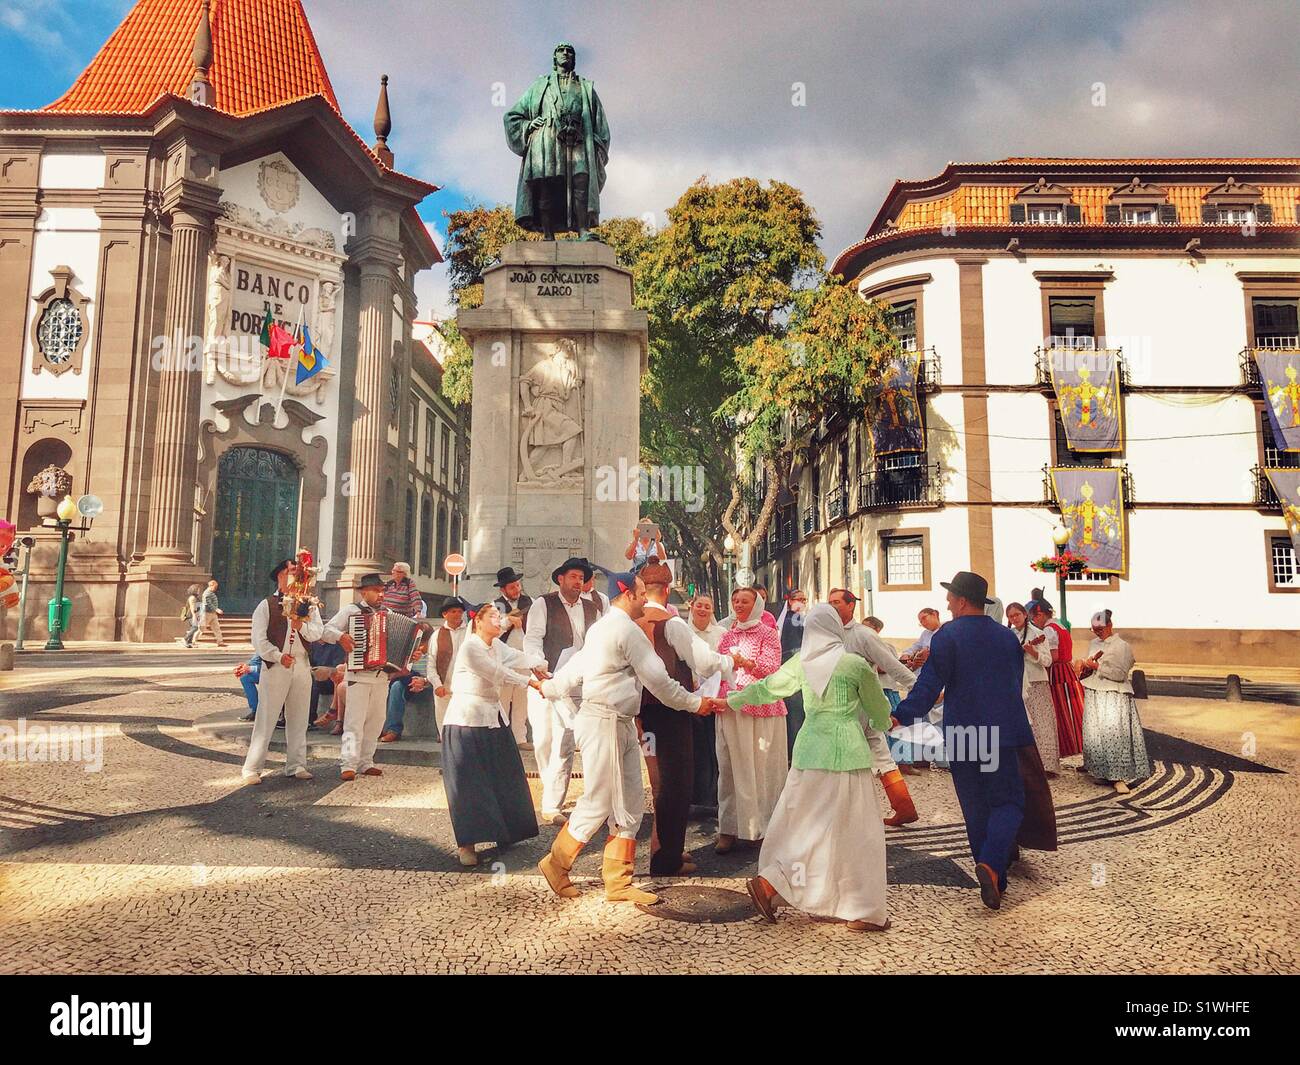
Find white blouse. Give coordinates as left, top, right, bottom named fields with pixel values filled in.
left=442, top=635, right=544, bottom=729
left=1081, top=634, right=1136, bottom=694
left=1016, top=623, right=1053, bottom=684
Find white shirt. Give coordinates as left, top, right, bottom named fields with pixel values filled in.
left=904, top=626, right=936, bottom=658
left=430, top=622, right=469, bottom=691
left=443, top=636, right=545, bottom=728
left=642, top=602, right=734, bottom=683
left=843, top=621, right=917, bottom=693
left=1081, top=633, right=1136, bottom=694
left=253, top=596, right=323, bottom=667
left=523, top=591, right=590, bottom=665
left=582, top=589, right=610, bottom=613
left=541, top=608, right=702, bottom=719
left=495, top=594, right=529, bottom=651
left=1014, top=623, right=1053, bottom=683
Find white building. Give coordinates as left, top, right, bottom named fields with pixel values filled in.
left=756, top=158, right=1299, bottom=666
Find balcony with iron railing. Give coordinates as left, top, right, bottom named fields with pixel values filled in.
left=801, top=505, right=817, bottom=537
left=1253, top=466, right=1283, bottom=510
left=826, top=485, right=848, bottom=522
left=1240, top=337, right=1300, bottom=389
left=1035, top=340, right=1127, bottom=389
left=778, top=512, right=797, bottom=548
left=857, top=461, right=944, bottom=511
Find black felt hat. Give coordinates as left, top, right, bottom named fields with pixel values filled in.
left=270, top=558, right=296, bottom=583
left=551, top=556, right=593, bottom=583
left=494, top=566, right=526, bottom=587
left=357, top=573, right=385, bottom=590
left=940, top=570, right=993, bottom=606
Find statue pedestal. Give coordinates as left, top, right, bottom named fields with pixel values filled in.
left=456, top=240, right=647, bottom=602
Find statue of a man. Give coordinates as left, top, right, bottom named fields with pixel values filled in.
left=519, top=338, right=584, bottom=483
left=504, top=42, right=610, bottom=240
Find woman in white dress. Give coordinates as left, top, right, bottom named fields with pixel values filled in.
left=1006, top=602, right=1060, bottom=774
left=441, top=603, right=545, bottom=867
left=1078, top=609, right=1151, bottom=794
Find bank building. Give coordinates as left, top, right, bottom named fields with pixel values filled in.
left=0, top=0, right=466, bottom=643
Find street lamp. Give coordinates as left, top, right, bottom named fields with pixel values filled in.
left=1051, top=522, right=1072, bottom=630
left=723, top=533, right=736, bottom=598
left=44, top=494, right=78, bottom=651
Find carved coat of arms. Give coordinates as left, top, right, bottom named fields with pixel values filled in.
left=258, top=158, right=300, bottom=214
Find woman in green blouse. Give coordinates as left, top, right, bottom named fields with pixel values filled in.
left=725, top=604, right=893, bottom=932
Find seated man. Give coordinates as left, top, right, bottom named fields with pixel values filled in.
left=308, top=638, right=348, bottom=729
left=379, top=659, right=429, bottom=743
left=234, top=656, right=261, bottom=722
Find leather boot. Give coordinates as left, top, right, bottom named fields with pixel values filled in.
left=881, top=769, right=919, bottom=827
left=538, top=824, right=584, bottom=898
left=601, top=836, right=658, bottom=905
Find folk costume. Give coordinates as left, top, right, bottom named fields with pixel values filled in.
left=1031, top=600, right=1086, bottom=758
left=1011, top=616, right=1060, bottom=773
left=537, top=570, right=706, bottom=906
left=441, top=619, right=543, bottom=854
left=320, top=575, right=398, bottom=778
left=717, top=613, right=788, bottom=843
left=637, top=567, right=735, bottom=876
left=774, top=595, right=806, bottom=755
left=523, top=557, right=602, bottom=820
left=429, top=600, right=470, bottom=738
left=893, top=573, right=1056, bottom=909
left=733, top=606, right=894, bottom=928
left=687, top=612, right=727, bottom=810
left=1080, top=621, right=1151, bottom=785
left=842, top=620, right=920, bottom=826
left=242, top=561, right=324, bottom=782
left=492, top=567, right=533, bottom=744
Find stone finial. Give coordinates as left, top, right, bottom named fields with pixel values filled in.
left=373, top=74, right=393, bottom=167
left=189, top=1, right=213, bottom=107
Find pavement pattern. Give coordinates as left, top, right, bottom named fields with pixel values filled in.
left=0, top=662, right=1296, bottom=974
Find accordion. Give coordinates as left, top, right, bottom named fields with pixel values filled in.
left=348, top=610, right=434, bottom=674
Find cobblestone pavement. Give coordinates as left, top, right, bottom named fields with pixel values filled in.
left=0, top=667, right=1295, bottom=974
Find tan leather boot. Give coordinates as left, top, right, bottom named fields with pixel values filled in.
left=601, top=836, right=658, bottom=905
left=881, top=769, right=919, bottom=826
left=537, top=824, right=584, bottom=898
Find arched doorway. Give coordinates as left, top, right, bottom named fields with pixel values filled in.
left=210, top=446, right=301, bottom=614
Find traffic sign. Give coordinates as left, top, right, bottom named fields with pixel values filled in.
left=443, top=553, right=466, bottom=576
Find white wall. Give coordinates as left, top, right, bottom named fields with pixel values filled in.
left=21, top=207, right=101, bottom=401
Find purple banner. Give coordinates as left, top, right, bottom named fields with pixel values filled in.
left=1256, top=351, right=1300, bottom=452
left=870, top=350, right=925, bottom=456
left=1049, top=348, right=1123, bottom=452
left=1265, top=467, right=1300, bottom=554
left=1050, top=466, right=1125, bottom=574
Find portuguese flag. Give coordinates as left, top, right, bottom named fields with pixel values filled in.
left=259, top=307, right=296, bottom=360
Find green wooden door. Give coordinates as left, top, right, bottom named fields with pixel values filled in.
left=210, top=447, right=301, bottom=614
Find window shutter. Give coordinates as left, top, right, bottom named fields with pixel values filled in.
left=1104, top=205, right=1121, bottom=224
left=1201, top=204, right=1218, bottom=223
left=1158, top=204, right=1178, bottom=223
left=1295, top=204, right=1300, bottom=224
left=1009, top=203, right=1026, bottom=223
left=1255, top=203, right=1273, bottom=223
left=1064, top=204, right=1082, bottom=223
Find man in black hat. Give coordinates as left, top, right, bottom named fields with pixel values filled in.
left=892, top=571, right=1043, bottom=911
left=522, top=556, right=601, bottom=823
left=492, top=566, right=533, bottom=747
left=427, top=595, right=470, bottom=739
left=242, top=558, right=325, bottom=784
left=319, top=573, right=396, bottom=780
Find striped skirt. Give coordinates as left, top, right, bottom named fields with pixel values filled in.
left=1047, top=662, right=1086, bottom=758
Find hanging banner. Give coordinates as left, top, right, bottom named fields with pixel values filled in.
left=1256, top=352, right=1300, bottom=451
left=870, top=350, right=925, bottom=456
left=1265, top=468, right=1300, bottom=554
left=1050, top=466, right=1125, bottom=574
left=1049, top=348, right=1123, bottom=452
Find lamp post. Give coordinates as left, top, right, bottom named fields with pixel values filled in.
left=44, top=495, right=78, bottom=651
left=723, top=533, right=736, bottom=598
left=1051, top=522, right=1072, bottom=630
left=14, top=535, right=34, bottom=652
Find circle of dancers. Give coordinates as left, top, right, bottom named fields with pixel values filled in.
left=240, top=553, right=1152, bottom=928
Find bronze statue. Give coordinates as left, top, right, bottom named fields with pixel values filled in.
left=504, top=42, right=610, bottom=239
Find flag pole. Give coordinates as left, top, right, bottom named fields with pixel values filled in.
left=275, top=304, right=304, bottom=423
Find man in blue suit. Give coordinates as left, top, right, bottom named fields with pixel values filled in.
left=892, top=570, right=1040, bottom=910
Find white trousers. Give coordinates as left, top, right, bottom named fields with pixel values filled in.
left=526, top=686, right=575, bottom=814
left=566, top=707, right=643, bottom=844
left=866, top=726, right=897, bottom=775
left=341, top=671, right=387, bottom=773
left=243, top=657, right=311, bottom=777
left=501, top=682, right=529, bottom=743
left=716, top=711, right=788, bottom=839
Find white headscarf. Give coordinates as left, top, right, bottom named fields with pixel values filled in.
left=730, top=591, right=764, bottom=630
left=799, top=603, right=847, bottom=698
left=984, top=596, right=1004, bottom=625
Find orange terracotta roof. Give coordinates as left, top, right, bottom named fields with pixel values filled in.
left=996, top=157, right=1300, bottom=166
left=43, top=0, right=340, bottom=118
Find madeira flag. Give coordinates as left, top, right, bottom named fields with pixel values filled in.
left=295, top=325, right=328, bottom=384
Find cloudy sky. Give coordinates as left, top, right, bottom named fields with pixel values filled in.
left=4, top=0, right=1298, bottom=317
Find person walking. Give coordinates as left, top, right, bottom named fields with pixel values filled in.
left=1078, top=610, right=1151, bottom=794
left=182, top=584, right=202, bottom=647
left=892, top=571, right=1055, bottom=911
left=199, top=579, right=227, bottom=647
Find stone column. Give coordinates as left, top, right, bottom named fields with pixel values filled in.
left=338, top=250, right=398, bottom=584
left=142, top=204, right=213, bottom=562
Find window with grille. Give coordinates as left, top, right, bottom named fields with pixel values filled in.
left=1217, top=207, right=1255, bottom=225
left=1252, top=298, right=1299, bottom=349
left=440, top=425, right=451, bottom=480
left=1261, top=409, right=1300, bottom=468
left=888, top=300, right=918, bottom=352
left=883, top=535, right=925, bottom=585
left=1270, top=536, right=1298, bottom=588
left=1121, top=206, right=1158, bottom=224
left=1047, top=297, right=1096, bottom=348
left=1027, top=206, right=1064, bottom=224
left=1068, top=569, right=1113, bottom=584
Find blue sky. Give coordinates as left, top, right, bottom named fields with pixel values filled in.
left=5, top=0, right=1299, bottom=317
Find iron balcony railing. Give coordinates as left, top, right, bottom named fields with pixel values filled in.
left=778, top=513, right=797, bottom=548
left=826, top=485, right=848, bottom=522
left=857, top=462, right=943, bottom=511
left=801, top=505, right=817, bottom=537
left=1240, top=341, right=1300, bottom=390
left=1254, top=465, right=1285, bottom=510
left=915, top=346, right=942, bottom=392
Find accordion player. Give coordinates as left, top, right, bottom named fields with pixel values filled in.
left=348, top=610, right=434, bottom=674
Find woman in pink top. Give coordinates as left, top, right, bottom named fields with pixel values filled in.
left=716, top=587, right=788, bottom=853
